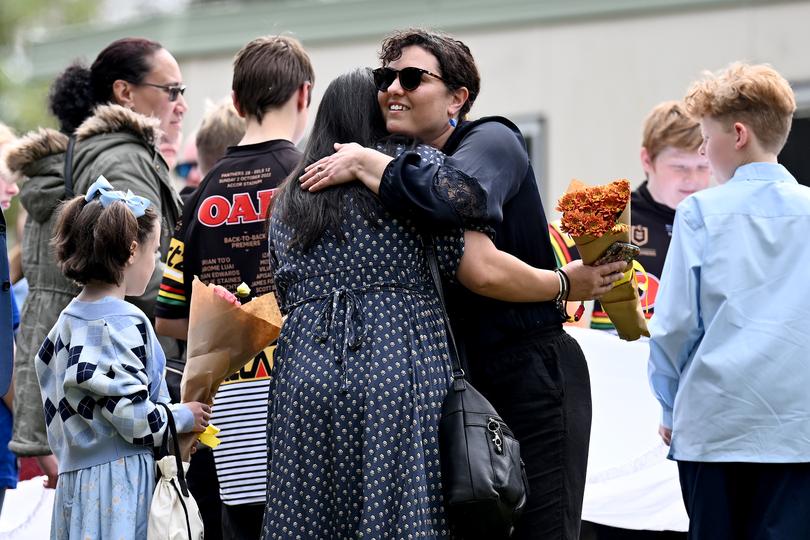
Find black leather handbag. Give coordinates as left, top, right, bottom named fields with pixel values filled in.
left=425, top=238, right=529, bottom=539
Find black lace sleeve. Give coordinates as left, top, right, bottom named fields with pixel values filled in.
left=380, top=153, right=492, bottom=234
left=379, top=121, right=527, bottom=233
left=433, top=165, right=489, bottom=224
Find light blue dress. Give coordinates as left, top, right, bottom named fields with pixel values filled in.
left=52, top=454, right=155, bottom=540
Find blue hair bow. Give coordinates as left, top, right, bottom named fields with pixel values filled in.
left=84, top=176, right=152, bottom=218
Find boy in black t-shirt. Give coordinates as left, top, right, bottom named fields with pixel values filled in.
left=156, top=36, right=314, bottom=540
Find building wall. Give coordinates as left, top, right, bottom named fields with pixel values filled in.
left=177, top=2, right=810, bottom=214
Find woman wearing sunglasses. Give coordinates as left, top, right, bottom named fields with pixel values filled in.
left=267, top=67, right=623, bottom=540
left=2, top=38, right=186, bottom=472
left=301, top=29, right=619, bottom=540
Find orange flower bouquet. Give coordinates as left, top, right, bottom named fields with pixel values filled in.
left=178, top=277, right=283, bottom=458
left=556, top=179, right=649, bottom=341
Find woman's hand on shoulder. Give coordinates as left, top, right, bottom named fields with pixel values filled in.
left=300, top=143, right=392, bottom=194
left=563, top=259, right=629, bottom=301
left=300, top=142, right=365, bottom=192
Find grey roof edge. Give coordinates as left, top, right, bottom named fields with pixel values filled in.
left=17, top=0, right=803, bottom=79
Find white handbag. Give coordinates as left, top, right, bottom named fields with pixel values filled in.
left=147, top=403, right=205, bottom=540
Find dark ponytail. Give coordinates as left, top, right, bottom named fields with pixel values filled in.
left=49, top=64, right=95, bottom=134
left=48, top=37, right=163, bottom=134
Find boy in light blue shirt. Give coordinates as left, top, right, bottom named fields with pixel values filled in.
left=648, top=62, right=810, bottom=539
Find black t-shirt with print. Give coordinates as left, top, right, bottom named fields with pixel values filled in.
left=155, top=139, right=301, bottom=318
left=628, top=180, right=676, bottom=284
left=155, top=139, right=301, bottom=506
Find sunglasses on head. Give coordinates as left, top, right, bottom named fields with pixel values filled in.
left=140, top=82, right=187, bottom=102
left=174, top=161, right=198, bottom=179
left=372, top=67, right=444, bottom=92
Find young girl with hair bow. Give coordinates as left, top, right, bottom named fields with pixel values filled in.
left=34, top=176, right=210, bottom=540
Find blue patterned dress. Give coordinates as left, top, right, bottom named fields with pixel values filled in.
left=263, top=152, right=463, bottom=539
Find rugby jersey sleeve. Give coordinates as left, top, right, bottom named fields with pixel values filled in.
left=547, top=220, right=580, bottom=267
left=155, top=219, right=190, bottom=319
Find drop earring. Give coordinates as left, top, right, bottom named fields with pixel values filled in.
left=448, top=118, right=457, bottom=128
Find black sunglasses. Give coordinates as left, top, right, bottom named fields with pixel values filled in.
left=372, top=67, right=444, bottom=92
left=141, top=82, right=187, bottom=102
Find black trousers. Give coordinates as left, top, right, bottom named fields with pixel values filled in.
left=186, top=446, right=223, bottom=540
left=678, top=461, right=810, bottom=540
left=221, top=502, right=265, bottom=540
left=471, top=326, right=591, bottom=540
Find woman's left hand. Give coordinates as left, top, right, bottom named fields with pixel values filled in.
left=563, top=259, right=629, bottom=301
left=300, top=143, right=366, bottom=192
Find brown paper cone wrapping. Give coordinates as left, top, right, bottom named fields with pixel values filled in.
left=563, top=182, right=649, bottom=341
left=178, top=277, right=283, bottom=458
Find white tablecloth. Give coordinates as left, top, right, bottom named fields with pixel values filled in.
left=568, top=326, right=688, bottom=532
left=0, top=476, right=54, bottom=539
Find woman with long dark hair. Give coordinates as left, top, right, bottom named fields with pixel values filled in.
left=265, top=68, right=625, bottom=539
left=275, top=69, right=388, bottom=251
left=3, top=37, right=186, bottom=481
left=300, top=30, right=627, bottom=540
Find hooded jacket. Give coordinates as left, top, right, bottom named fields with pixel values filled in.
left=3, top=104, right=182, bottom=455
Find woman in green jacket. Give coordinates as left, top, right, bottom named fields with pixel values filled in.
left=2, top=38, right=186, bottom=481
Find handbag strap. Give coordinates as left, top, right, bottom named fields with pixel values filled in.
left=63, top=136, right=76, bottom=199
left=423, top=236, right=467, bottom=391
left=156, top=402, right=191, bottom=497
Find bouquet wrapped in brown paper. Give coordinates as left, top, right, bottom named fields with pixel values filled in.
left=178, top=277, right=283, bottom=457
left=556, top=179, right=649, bottom=341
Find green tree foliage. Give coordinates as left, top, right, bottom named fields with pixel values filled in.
left=0, top=0, right=100, bottom=132
left=0, top=0, right=99, bottom=245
